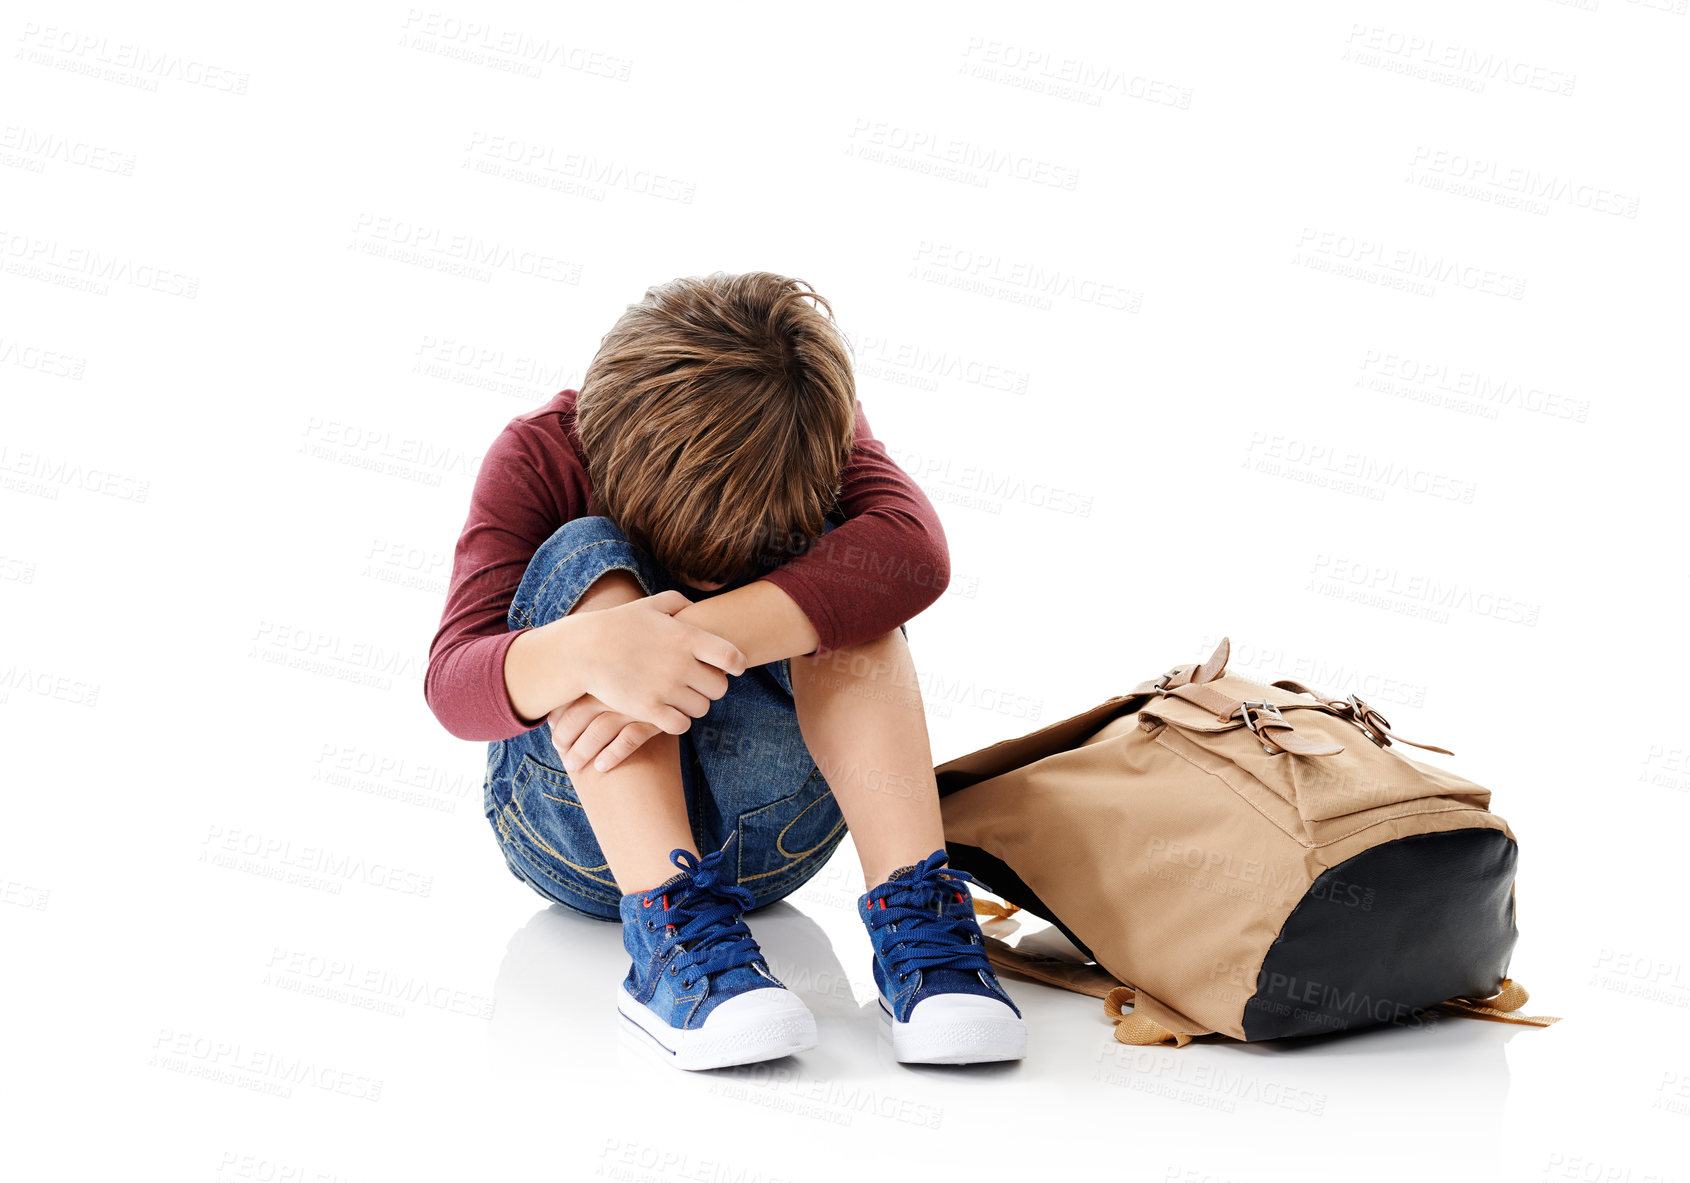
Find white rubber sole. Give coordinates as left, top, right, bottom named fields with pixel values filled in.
left=878, top=993, right=1027, bottom=1065
left=617, top=983, right=818, bottom=1071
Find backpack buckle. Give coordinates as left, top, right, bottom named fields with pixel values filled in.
left=1152, top=665, right=1184, bottom=691
left=1238, top=700, right=1285, bottom=753
left=1345, top=694, right=1392, bottom=747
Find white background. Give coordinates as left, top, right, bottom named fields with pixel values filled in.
left=4, top=2, right=1688, bottom=1180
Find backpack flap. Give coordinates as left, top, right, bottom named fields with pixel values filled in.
left=935, top=694, right=1144, bottom=797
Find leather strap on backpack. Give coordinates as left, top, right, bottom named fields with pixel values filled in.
left=1098, top=978, right=1562, bottom=1047
left=975, top=910, right=1217, bottom=1046
left=976, top=932, right=1121, bottom=999
left=979, top=911, right=1561, bottom=1043
left=1101, top=977, right=1563, bottom=1047
left=1433, top=978, right=1561, bottom=1028
left=1132, top=637, right=1454, bottom=758
left=1103, top=984, right=1214, bottom=1047
left=1270, top=679, right=1455, bottom=756
left=1165, top=682, right=1348, bottom=757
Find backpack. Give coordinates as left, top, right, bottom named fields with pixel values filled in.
left=935, top=637, right=1560, bottom=1046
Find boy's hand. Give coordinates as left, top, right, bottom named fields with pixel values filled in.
left=573, top=589, right=747, bottom=737
left=547, top=695, right=662, bottom=774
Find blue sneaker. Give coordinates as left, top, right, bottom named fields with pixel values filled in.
left=616, top=843, right=818, bottom=1070
left=858, top=850, right=1026, bottom=1064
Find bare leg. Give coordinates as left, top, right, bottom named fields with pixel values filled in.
left=560, top=570, right=697, bottom=893
left=789, top=629, right=947, bottom=889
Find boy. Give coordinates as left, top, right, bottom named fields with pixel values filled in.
left=425, top=272, right=1024, bottom=1070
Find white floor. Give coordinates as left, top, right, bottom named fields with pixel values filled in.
left=7, top=2, right=1689, bottom=1178
left=7, top=818, right=1674, bottom=1183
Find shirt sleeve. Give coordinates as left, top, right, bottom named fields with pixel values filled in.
left=424, top=422, right=570, bottom=741
left=758, top=400, right=951, bottom=653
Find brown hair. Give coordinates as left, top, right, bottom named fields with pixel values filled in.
left=574, top=271, right=857, bottom=587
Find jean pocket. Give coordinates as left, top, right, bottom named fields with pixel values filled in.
left=503, top=754, right=620, bottom=896
left=733, top=768, right=847, bottom=894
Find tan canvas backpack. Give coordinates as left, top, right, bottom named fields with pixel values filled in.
left=936, top=637, right=1561, bottom=1046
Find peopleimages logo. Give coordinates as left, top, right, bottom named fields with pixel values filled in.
left=398, top=11, right=633, bottom=81
left=0, top=125, right=137, bottom=175
left=958, top=38, right=1195, bottom=110
left=349, top=213, right=583, bottom=284
left=200, top=825, right=434, bottom=898
left=149, top=1029, right=383, bottom=1102
left=912, top=241, right=1140, bottom=311
left=17, top=23, right=251, bottom=94
left=886, top=444, right=1094, bottom=518
left=1357, top=348, right=1591, bottom=423
left=846, top=118, right=1081, bottom=190
left=0, top=446, right=151, bottom=502
left=1407, top=146, right=1640, bottom=219
left=1308, top=554, right=1541, bottom=626
left=1245, top=433, right=1478, bottom=504
left=0, top=230, right=199, bottom=298
left=1341, top=25, right=1576, bottom=96
left=1253, top=973, right=1435, bottom=1030
left=1293, top=227, right=1526, bottom=300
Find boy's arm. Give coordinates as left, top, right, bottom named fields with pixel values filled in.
left=506, top=589, right=745, bottom=729
left=425, top=422, right=745, bottom=741
left=426, top=423, right=568, bottom=741
left=671, top=579, right=819, bottom=669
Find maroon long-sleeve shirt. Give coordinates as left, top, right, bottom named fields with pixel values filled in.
left=424, top=389, right=951, bottom=741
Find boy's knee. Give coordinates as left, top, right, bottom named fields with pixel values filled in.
left=572, top=568, right=645, bottom=614
left=547, top=514, right=632, bottom=549
left=535, top=517, right=653, bottom=579
left=510, top=515, right=664, bottom=629
left=800, top=628, right=907, bottom=659
left=794, top=629, right=907, bottom=681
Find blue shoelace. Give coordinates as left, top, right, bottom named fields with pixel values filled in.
left=642, top=848, right=763, bottom=992
left=863, top=851, right=994, bottom=986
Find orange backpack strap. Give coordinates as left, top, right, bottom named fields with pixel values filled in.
left=1270, top=679, right=1455, bottom=756
left=977, top=925, right=1215, bottom=1046
left=1103, top=984, right=1214, bottom=1047
left=1104, top=986, right=1187, bottom=1046
left=1434, top=978, right=1561, bottom=1027
left=1164, top=682, right=1347, bottom=757
left=977, top=932, right=1122, bottom=999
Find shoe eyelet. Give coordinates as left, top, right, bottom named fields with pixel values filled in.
left=645, top=921, right=655, bottom=930
left=668, top=964, right=677, bottom=975
left=682, top=980, right=693, bottom=990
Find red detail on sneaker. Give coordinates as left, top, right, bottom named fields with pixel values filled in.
left=954, top=890, right=965, bottom=904
left=877, top=898, right=887, bottom=910
left=642, top=896, right=655, bottom=908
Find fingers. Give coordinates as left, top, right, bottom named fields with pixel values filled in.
left=648, top=704, right=692, bottom=735
left=562, top=711, right=624, bottom=774
left=592, top=721, right=662, bottom=773
left=689, top=633, right=748, bottom=677
left=686, top=664, right=730, bottom=702
left=551, top=698, right=668, bottom=775
left=548, top=698, right=605, bottom=769
left=548, top=695, right=605, bottom=740
left=667, top=686, right=712, bottom=720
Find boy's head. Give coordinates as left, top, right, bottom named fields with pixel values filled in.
left=575, top=271, right=857, bottom=590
